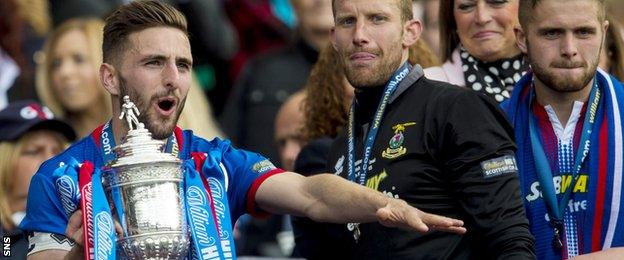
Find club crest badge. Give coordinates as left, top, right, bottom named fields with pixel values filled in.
left=382, top=122, right=416, bottom=159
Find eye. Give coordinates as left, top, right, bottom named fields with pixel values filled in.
left=72, top=54, right=86, bottom=64
left=146, top=60, right=162, bottom=66
left=51, top=58, right=62, bottom=70
left=542, top=30, right=560, bottom=39
left=457, top=2, right=476, bottom=11
left=576, top=28, right=595, bottom=38
left=371, top=15, right=387, bottom=24
left=487, top=0, right=508, bottom=7
left=21, top=147, right=41, bottom=156
left=338, top=17, right=356, bottom=27
left=177, top=62, right=191, bottom=71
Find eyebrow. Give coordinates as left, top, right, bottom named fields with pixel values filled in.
left=537, top=25, right=597, bottom=33
left=140, top=54, right=193, bottom=65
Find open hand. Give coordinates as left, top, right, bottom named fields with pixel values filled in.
left=376, top=199, right=467, bottom=234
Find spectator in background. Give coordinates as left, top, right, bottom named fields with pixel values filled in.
left=225, top=0, right=294, bottom=81
left=221, top=0, right=334, bottom=169
left=599, top=15, right=624, bottom=81
left=275, top=91, right=306, bottom=172
left=413, top=0, right=441, bottom=57
left=36, top=18, right=111, bottom=138
left=37, top=18, right=224, bottom=139
left=425, top=0, right=527, bottom=103
left=1, top=0, right=48, bottom=108
left=0, top=101, right=76, bottom=260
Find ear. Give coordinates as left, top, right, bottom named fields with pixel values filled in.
left=514, top=26, right=528, bottom=54
left=602, top=19, right=610, bottom=43
left=330, top=27, right=338, bottom=51
left=100, top=63, right=120, bottom=96
left=402, top=19, right=423, bottom=47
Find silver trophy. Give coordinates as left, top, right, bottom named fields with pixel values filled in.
left=102, top=96, right=190, bottom=259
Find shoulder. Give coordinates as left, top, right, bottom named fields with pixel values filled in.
left=423, top=66, right=449, bottom=82
left=423, top=50, right=466, bottom=86
left=36, top=137, right=98, bottom=179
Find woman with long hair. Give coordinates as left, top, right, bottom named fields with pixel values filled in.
left=0, top=101, right=75, bottom=259
left=425, top=0, right=526, bottom=103
left=36, top=18, right=110, bottom=137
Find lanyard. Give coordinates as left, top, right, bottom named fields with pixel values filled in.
left=528, top=80, right=600, bottom=248
left=347, top=63, right=410, bottom=185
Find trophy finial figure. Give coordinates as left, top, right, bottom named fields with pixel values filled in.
left=119, top=95, right=143, bottom=130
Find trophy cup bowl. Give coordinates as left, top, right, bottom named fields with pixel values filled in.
left=102, top=126, right=190, bottom=259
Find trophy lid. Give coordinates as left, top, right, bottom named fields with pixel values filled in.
left=109, top=96, right=180, bottom=168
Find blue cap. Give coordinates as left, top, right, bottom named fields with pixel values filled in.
left=0, top=100, right=77, bottom=142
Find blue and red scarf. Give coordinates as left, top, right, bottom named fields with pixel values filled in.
left=504, top=69, right=624, bottom=259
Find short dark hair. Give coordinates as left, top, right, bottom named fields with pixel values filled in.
left=439, top=0, right=459, bottom=62
left=518, top=0, right=606, bottom=30
left=102, top=0, right=188, bottom=65
left=331, top=0, right=414, bottom=23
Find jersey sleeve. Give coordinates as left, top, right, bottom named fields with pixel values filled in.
left=19, top=165, right=70, bottom=236
left=433, top=91, right=536, bottom=259
left=199, top=138, right=284, bottom=221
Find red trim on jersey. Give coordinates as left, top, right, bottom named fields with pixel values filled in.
left=91, top=124, right=106, bottom=148
left=246, top=169, right=285, bottom=218
left=592, top=115, right=608, bottom=251
left=174, top=126, right=184, bottom=151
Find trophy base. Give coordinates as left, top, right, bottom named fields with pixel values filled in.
left=117, top=231, right=190, bottom=260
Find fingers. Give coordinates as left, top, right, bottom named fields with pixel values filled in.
left=429, top=225, right=467, bottom=235
left=420, top=212, right=464, bottom=229
left=376, top=199, right=467, bottom=235
left=114, top=220, right=124, bottom=239
left=65, top=210, right=84, bottom=246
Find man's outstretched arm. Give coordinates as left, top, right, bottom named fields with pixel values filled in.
left=254, top=172, right=467, bottom=234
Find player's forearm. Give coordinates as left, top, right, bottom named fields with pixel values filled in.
left=302, top=173, right=389, bottom=223
left=572, top=247, right=624, bottom=260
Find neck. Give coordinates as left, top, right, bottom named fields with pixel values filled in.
left=533, top=77, right=594, bottom=126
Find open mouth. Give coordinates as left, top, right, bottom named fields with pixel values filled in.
left=155, top=97, right=177, bottom=115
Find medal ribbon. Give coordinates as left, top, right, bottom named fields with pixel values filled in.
left=347, top=62, right=410, bottom=185
left=528, top=80, right=601, bottom=251
left=184, top=152, right=236, bottom=260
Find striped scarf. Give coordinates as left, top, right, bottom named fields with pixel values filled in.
left=503, top=69, right=624, bottom=259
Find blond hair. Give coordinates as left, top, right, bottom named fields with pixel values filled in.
left=36, top=18, right=111, bottom=119
left=0, top=131, right=67, bottom=230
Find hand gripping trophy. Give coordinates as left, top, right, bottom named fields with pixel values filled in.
left=102, top=95, right=190, bottom=259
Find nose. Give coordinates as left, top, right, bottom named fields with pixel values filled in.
left=474, top=2, right=493, bottom=25
left=560, top=33, right=578, bottom=58
left=162, top=61, right=180, bottom=90
left=352, top=20, right=370, bottom=47
left=57, top=59, right=76, bottom=79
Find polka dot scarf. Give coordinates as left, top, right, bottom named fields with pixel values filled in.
left=459, top=47, right=528, bottom=102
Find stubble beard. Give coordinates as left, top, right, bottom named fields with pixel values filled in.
left=118, top=76, right=186, bottom=140
left=528, top=42, right=601, bottom=93
left=341, top=44, right=404, bottom=89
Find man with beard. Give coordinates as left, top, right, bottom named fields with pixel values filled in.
left=504, top=0, right=624, bottom=259
left=325, top=0, right=535, bottom=258
left=20, top=1, right=468, bottom=259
